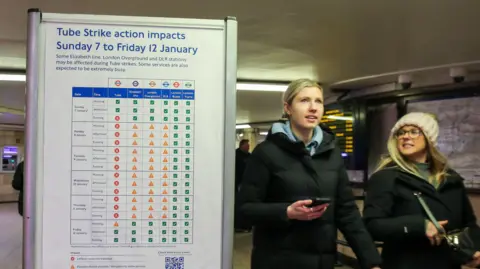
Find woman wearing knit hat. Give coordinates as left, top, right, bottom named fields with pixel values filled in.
left=363, top=112, right=480, bottom=269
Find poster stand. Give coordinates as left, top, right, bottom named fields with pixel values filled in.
left=25, top=8, right=237, bottom=269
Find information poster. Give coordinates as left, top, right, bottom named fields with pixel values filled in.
left=40, top=18, right=227, bottom=269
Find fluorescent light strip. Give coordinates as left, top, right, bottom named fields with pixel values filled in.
left=236, top=124, right=251, bottom=129
left=0, top=74, right=26, bottom=82
left=0, top=74, right=289, bottom=92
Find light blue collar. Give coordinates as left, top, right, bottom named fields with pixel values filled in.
left=271, top=121, right=323, bottom=155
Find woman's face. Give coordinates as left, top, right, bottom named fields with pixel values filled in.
left=395, top=125, right=427, bottom=160
left=284, top=86, right=324, bottom=131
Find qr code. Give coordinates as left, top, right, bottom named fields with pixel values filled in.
left=165, top=257, right=184, bottom=269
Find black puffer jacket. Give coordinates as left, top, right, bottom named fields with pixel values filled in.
left=237, top=124, right=381, bottom=269
left=363, top=166, right=479, bottom=269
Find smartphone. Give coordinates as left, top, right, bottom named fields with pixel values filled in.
left=306, top=197, right=331, bottom=207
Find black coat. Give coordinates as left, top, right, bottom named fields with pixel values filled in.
left=363, top=166, right=479, bottom=269
left=237, top=126, right=381, bottom=269
left=235, top=148, right=250, bottom=191
left=12, top=161, right=24, bottom=216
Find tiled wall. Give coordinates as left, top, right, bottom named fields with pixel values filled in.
left=0, top=130, right=24, bottom=202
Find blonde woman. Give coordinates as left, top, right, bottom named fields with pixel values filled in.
left=236, top=79, right=381, bottom=269
left=363, top=112, right=480, bottom=269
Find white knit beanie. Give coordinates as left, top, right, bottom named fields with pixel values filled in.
left=391, top=112, right=439, bottom=145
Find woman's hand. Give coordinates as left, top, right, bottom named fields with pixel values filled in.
left=465, top=251, right=480, bottom=268
left=286, top=199, right=329, bottom=221
left=425, top=220, right=448, bottom=246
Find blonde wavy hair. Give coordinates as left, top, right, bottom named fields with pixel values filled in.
left=374, top=125, right=449, bottom=184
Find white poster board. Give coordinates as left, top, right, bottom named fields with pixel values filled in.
left=25, top=9, right=237, bottom=269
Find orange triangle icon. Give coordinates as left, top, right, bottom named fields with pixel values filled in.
left=162, top=214, right=167, bottom=219
left=132, top=157, right=137, bottom=162
left=132, top=149, right=138, bottom=154
left=132, top=189, right=137, bottom=195
left=132, top=214, right=137, bottom=219
left=132, top=173, right=137, bottom=178
left=149, top=149, right=155, bottom=154
left=132, top=197, right=137, bottom=202
left=149, top=157, right=155, bottom=162
left=162, top=198, right=168, bottom=203
left=149, top=173, right=154, bottom=178
left=133, top=132, right=138, bottom=137
left=162, top=205, right=168, bottom=211
left=149, top=189, right=154, bottom=195
left=149, top=141, right=154, bottom=146
left=132, top=181, right=137, bottom=187
left=163, top=133, right=168, bottom=138
left=149, top=205, right=154, bottom=211
left=163, top=141, right=168, bottom=146
left=132, top=165, right=137, bottom=170
left=150, top=124, right=155, bottom=129
left=163, top=157, right=168, bottom=163
left=163, top=125, right=168, bottom=130
left=163, top=166, right=168, bottom=171
left=149, top=181, right=154, bottom=187
left=162, top=173, right=168, bottom=179
left=149, top=165, right=154, bottom=170
left=162, top=189, right=168, bottom=194
left=133, top=124, right=138, bottom=129
left=149, top=132, right=154, bottom=138
left=163, top=149, right=168, bottom=155
left=132, top=205, right=137, bottom=211
left=114, top=222, right=118, bottom=227
left=162, top=181, right=168, bottom=187
left=132, top=140, right=137, bottom=146
left=71, top=266, right=75, bottom=269
left=149, top=213, right=153, bottom=219
left=149, top=197, right=154, bottom=203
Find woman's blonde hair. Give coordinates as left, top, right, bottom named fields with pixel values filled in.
left=282, top=78, right=323, bottom=117
left=375, top=128, right=449, bottom=184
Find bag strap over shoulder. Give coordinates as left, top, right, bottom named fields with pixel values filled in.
left=414, top=192, right=446, bottom=234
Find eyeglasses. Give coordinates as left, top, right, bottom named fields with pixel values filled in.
left=395, top=129, right=422, bottom=139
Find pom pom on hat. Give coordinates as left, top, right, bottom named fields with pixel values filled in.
left=391, top=112, right=439, bottom=144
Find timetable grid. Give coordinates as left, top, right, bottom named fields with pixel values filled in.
left=70, top=79, right=195, bottom=246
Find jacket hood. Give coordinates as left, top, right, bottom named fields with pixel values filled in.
left=265, top=120, right=336, bottom=156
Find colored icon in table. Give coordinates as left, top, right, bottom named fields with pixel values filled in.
left=114, top=156, right=119, bottom=162
left=114, top=197, right=119, bottom=202
left=114, top=165, right=119, bottom=170
left=114, top=189, right=119, bottom=194
left=114, top=148, right=120, bottom=153
left=115, top=132, right=120, bottom=137
left=115, top=140, right=120, bottom=145
left=115, top=124, right=120, bottom=129
left=114, top=172, right=119, bottom=178
left=114, top=181, right=119, bottom=186
left=114, top=213, right=119, bottom=218
left=114, top=205, right=119, bottom=210
left=115, top=116, right=120, bottom=121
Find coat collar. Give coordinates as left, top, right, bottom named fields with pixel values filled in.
left=266, top=121, right=336, bottom=157
left=386, top=166, right=463, bottom=211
